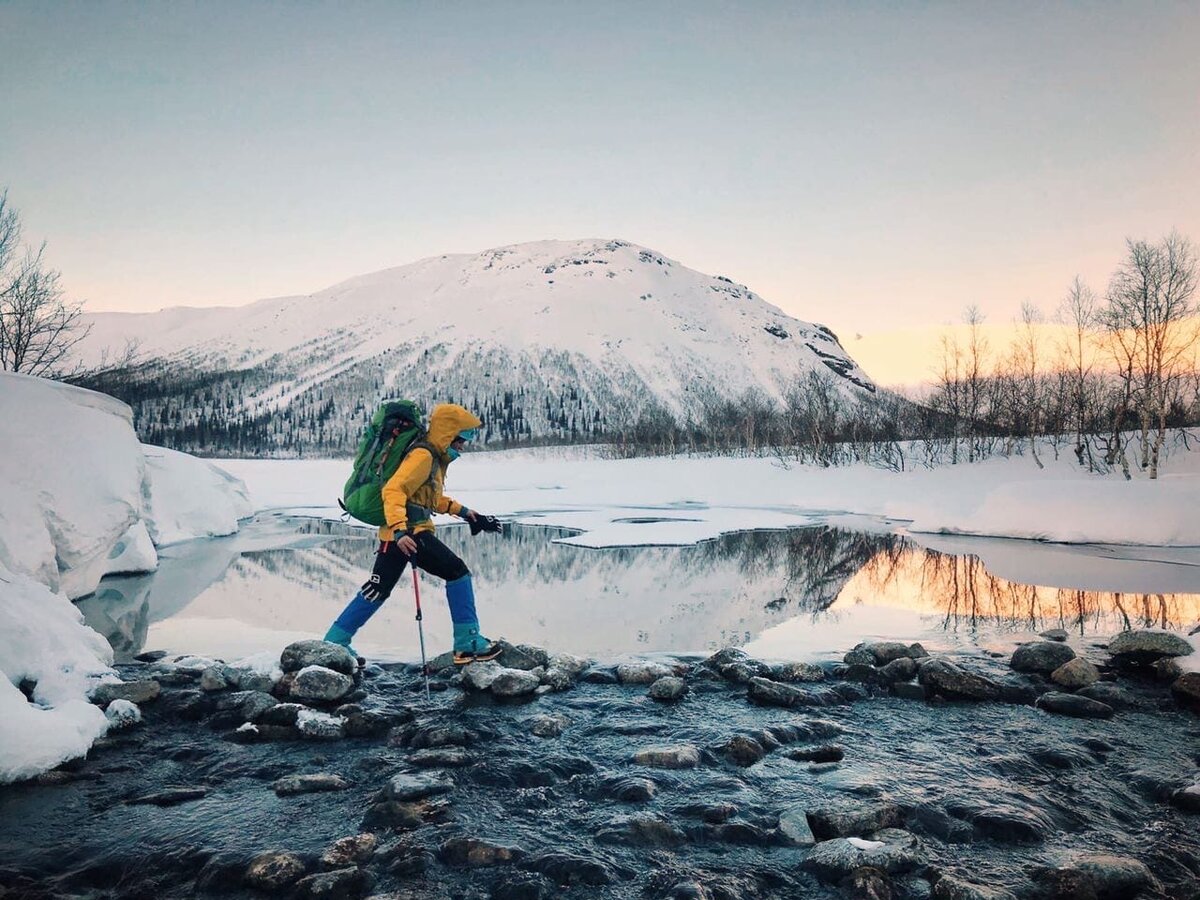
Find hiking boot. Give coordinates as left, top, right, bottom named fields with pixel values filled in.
left=453, top=644, right=503, bottom=665
left=323, top=624, right=361, bottom=662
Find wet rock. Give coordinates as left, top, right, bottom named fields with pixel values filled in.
left=321, top=834, right=377, bottom=867
left=491, top=874, right=554, bottom=900
left=196, top=851, right=249, bottom=893
left=524, top=851, right=617, bottom=886
left=386, top=772, right=453, bottom=801
left=1027, top=743, right=1097, bottom=770
left=296, top=709, right=346, bottom=740
left=908, top=805, right=974, bottom=843
left=596, top=813, right=686, bottom=847
left=92, top=679, right=160, bottom=705
left=1172, top=782, right=1200, bottom=812
left=281, top=640, right=357, bottom=675
left=788, top=744, right=844, bottom=763
left=861, top=641, right=915, bottom=665
left=1036, top=692, right=1114, bottom=719
left=343, top=709, right=402, bottom=738
left=1031, top=853, right=1157, bottom=899
left=841, top=866, right=893, bottom=900
left=843, top=664, right=885, bottom=685
left=722, top=735, right=767, bottom=767
left=273, top=773, right=349, bottom=796
left=632, top=744, right=701, bottom=769
left=1077, top=682, right=1138, bottom=710
left=127, top=787, right=207, bottom=806
left=496, top=642, right=549, bottom=670
left=948, top=801, right=1053, bottom=843
left=710, top=821, right=773, bottom=845
left=917, top=659, right=1003, bottom=702
left=603, top=775, right=658, bottom=802
left=402, top=749, right=468, bottom=771
left=361, top=799, right=446, bottom=831
left=581, top=667, right=618, bottom=684
left=527, top=713, right=570, bottom=737
left=1150, top=656, right=1184, bottom=681
left=648, top=676, right=689, bottom=703
left=803, top=832, right=922, bottom=881
left=293, top=665, right=355, bottom=702
left=461, top=660, right=503, bottom=690
left=1040, top=629, right=1069, bottom=642
left=257, top=702, right=303, bottom=726
left=294, top=867, right=374, bottom=899
left=135, top=649, right=168, bottom=662
left=879, top=657, right=917, bottom=683
left=200, top=664, right=234, bottom=691
left=931, top=873, right=1015, bottom=900
left=777, top=806, right=817, bottom=846
left=1171, top=672, right=1200, bottom=710
left=772, top=661, right=826, bottom=682
left=1011, top=641, right=1076, bottom=674
left=1049, top=658, right=1100, bottom=689
left=491, top=668, right=541, bottom=697
left=539, top=665, right=575, bottom=692
left=393, top=722, right=477, bottom=749
left=703, top=647, right=773, bottom=683
left=844, top=649, right=877, bottom=666
left=244, top=850, right=307, bottom=892
left=667, top=881, right=712, bottom=900
left=218, top=689, right=279, bottom=721
left=616, top=661, right=675, bottom=685
left=547, top=652, right=590, bottom=676
left=677, top=801, right=737, bottom=824
left=228, top=665, right=279, bottom=693
left=438, top=837, right=523, bottom=866
left=104, top=699, right=141, bottom=729
left=1107, top=629, right=1193, bottom=666
left=892, top=683, right=927, bottom=701
left=747, top=676, right=832, bottom=707
left=894, top=875, right=934, bottom=900
left=808, top=799, right=903, bottom=839
left=258, top=724, right=300, bottom=742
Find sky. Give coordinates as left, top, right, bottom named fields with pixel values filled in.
left=1, top=1, right=1198, bottom=339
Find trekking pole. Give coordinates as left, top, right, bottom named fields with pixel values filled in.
left=412, top=568, right=431, bottom=700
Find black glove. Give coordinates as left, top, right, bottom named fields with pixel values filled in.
left=469, top=514, right=503, bottom=536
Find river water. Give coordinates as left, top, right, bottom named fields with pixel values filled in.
left=80, top=516, right=1200, bottom=665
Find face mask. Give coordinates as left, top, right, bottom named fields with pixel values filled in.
left=447, top=447, right=461, bottom=461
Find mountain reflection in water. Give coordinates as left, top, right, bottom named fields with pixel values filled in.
left=81, top=518, right=1200, bottom=663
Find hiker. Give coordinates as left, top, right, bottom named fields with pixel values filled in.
left=324, top=402, right=503, bottom=664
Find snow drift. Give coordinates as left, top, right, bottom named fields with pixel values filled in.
left=0, top=372, right=253, bottom=782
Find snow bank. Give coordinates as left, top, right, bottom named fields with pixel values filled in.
left=0, top=563, right=113, bottom=782
left=0, top=372, right=254, bottom=782
left=143, top=444, right=253, bottom=545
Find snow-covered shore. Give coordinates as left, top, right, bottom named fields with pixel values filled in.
left=0, top=373, right=252, bottom=783
left=217, top=440, right=1200, bottom=550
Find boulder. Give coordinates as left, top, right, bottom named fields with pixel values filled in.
left=295, top=709, right=346, bottom=740
left=281, top=640, right=357, bottom=675
left=703, top=648, right=773, bottom=682
left=1170, top=672, right=1200, bottom=710
left=217, top=689, right=279, bottom=721
left=859, top=641, right=913, bottom=664
left=496, top=642, right=549, bottom=670
left=596, top=814, right=686, bottom=847
left=878, top=657, right=917, bottom=684
left=777, top=806, right=817, bottom=847
left=1011, top=641, right=1076, bottom=674
left=648, top=676, right=688, bottom=703
left=917, top=659, right=1003, bottom=702
left=808, top=800, right=903, bottom=840
left=527, top=713, right=570, bottom=738
left=292, top=665, right=354, bottom=703
left=1172, top=783, right=1200, bottom=812
left=1077, top=683, right=1139, bottom=710
left=293, top=867, right=373, bottom=899
left=273, top=774, right=349, bottom=796
left=771, top=661, right=826, bottom=683
left=747, top=676, right=834, bottom=707
left=461, top=660, right=504, bottom=690
left=104, top=699, right=141, bottom=729
left=386, top=772, right=454, bottom=802
left=932, top=874, right=1015, bottom=900
left=439, top=837, right=523, bottom=866
left=1150, top=657, right=1184, bottom=681
left=803, top=832, right=922, bottom=881
left=1049, top=658, right=1100, bottom=690
left=244, top=851, right=307, bottom=892
left=631, top=744, right=701, bottom=769
left=843, top=649, right=876, bottom=666
left=1107, top=629, right=1193, bottom=666
left=321, top=834, right=377, bottom=868
left=616, top=661, right=675, bottom=685
left=92, top=679, right=161, bottom=705
left=1031, top=853, right=1157, bottom=900
left=491, top=668, right=541, bottom=697
left=722, top=735, right=766, bottom=767
left=603, top=775, right=657, bottom=802
left=1040, top=629, right=1069, bottom=642
left=409, top=748, right=472, bottom=768
left=1036, top=692, right=1114, bottom=720
left=200, top=665, right=234, bottom=692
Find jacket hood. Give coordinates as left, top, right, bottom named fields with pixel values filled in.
left=427, top=403, right=483, bottom=453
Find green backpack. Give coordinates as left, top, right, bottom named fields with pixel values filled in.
left=341, top=399, right=426, bottom=526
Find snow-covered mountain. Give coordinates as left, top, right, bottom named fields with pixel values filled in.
left=78, top=239, right=875, bottom=452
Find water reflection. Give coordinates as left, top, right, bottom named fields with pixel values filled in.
left=80, top=518, right=1200, bottom=663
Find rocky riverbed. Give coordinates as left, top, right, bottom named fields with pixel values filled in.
left=1, top=631, right=1198, bottom=900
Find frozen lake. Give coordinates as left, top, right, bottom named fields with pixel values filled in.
left=79, top=515, right=1200, bottom=665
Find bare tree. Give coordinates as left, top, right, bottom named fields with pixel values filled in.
left=0, top=192, right=92, bottom=378
left=1055, top=276, right=1101, bottom=469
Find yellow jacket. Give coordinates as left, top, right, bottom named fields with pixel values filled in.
left=378, top=403, right=482, bottom=540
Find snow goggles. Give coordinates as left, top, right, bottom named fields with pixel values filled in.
left=456, top=428, right=479, bottom=442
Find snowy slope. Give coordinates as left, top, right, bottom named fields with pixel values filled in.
left=77, top=239, right=875, bottom=448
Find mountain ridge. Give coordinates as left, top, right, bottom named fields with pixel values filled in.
left=75, top=238, right=876, bottom=454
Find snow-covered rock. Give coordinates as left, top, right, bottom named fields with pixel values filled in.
left=142, top=444, right=252, bottom=545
